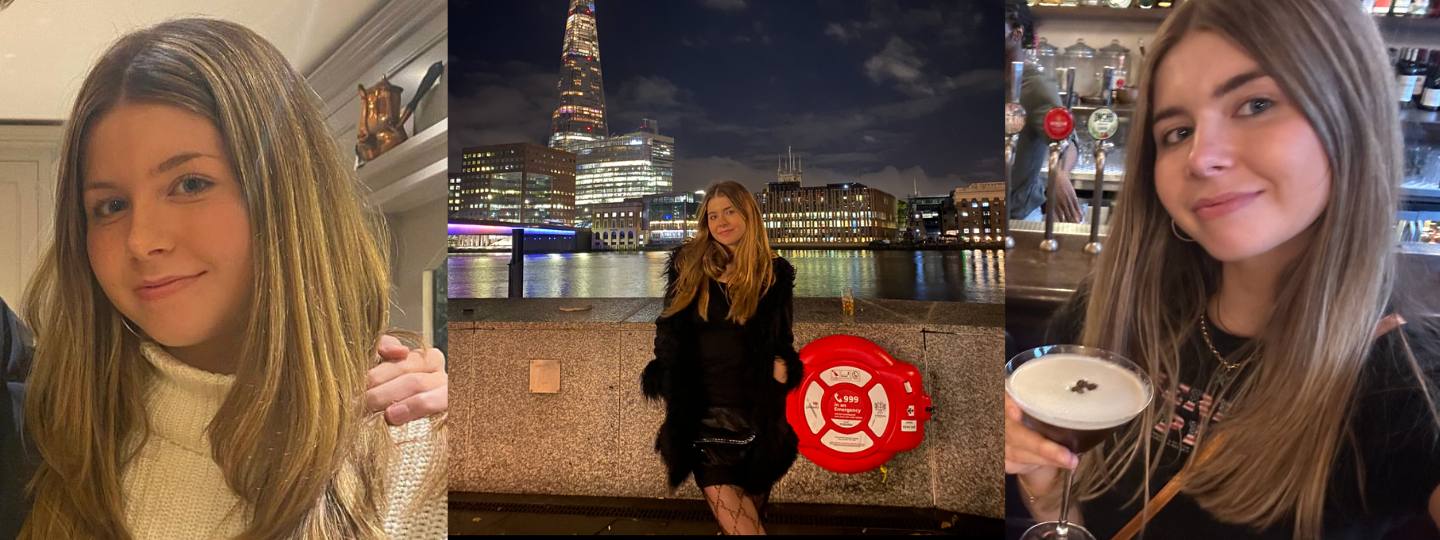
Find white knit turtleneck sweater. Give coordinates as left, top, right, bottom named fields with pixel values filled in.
left=123, top=343, right=446, bottom=539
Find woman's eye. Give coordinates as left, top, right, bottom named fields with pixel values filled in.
left=1238, top=97, right=1274, bottom=116
left=1159, top=126, right=1192, bottom=146
left=174, top=176, right=214, bottom=196
left=93, top=198, right=129, bottom=219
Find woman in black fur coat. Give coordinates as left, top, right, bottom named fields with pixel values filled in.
left=641, top=181, right=805, bottom=535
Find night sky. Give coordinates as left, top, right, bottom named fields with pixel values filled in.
left=449, top=0, right=1003, bottom=198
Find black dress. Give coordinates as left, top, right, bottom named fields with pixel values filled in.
left=642, top=251, right=804, bottom=494
left=692, top=278, right=762, bottom=488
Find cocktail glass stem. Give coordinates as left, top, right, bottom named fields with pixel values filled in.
left=1057, top=466, right=1076, bottom=536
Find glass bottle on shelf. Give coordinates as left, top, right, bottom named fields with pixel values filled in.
left=1373, top=0, right=1393, bottom=15
left=1081, top=0, right=1103, bottom=6
left=1417, top=49, right=1432, bottom=103
left=1061, top=39, right=1099, bottom=101
left=1421, top=51, right=1440, bottom=112
left=1098, top=39, right=1131, bottom=90
left=1036, top=37, right=1060, bottom=75
left=1107, top=0, right=1133, bottom=6
left=1400, top=49, right=1425, bottom=108
left=1138, top=0, right=1156, bottom=8
left=1394, top=0, right=1413, bottom=16
left=1413, top=0, right=1432, bottom=16
left=1158, top=0, right=1173, bottom=7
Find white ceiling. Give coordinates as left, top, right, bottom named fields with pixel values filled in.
left=0, top=0, right=385, bottom=120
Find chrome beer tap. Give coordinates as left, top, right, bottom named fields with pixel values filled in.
left=1039, top=67, right=1076, bottom=253
left=1083, top=67, right=1119, bottom=255
left=1004, top=61, right=1025, bottom=251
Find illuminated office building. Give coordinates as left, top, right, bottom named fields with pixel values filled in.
left=908, top=195, right=958, bottom=242
left=953, top=181, right=1006, bottom=245
left=757, top=181, right=898, bottom=246
left=450, top=143, right=576, bottom=225
left=643, top=190, right=703, bottom=246
left=573, top=123, right=674, bottom=208
left=549, top=0, right=608, bottom=151
left=590, top=197, right=645, bottom=251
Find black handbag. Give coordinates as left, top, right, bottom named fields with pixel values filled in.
left=693, top=407, right=756, bottom=466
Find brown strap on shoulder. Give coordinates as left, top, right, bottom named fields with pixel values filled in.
left=1373, top=314, right=1407, bottom=340
left=1112, top=471, right=1186, bottom=540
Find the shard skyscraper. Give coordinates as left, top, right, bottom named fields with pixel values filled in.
left=548, top=0, right=608, bottom=151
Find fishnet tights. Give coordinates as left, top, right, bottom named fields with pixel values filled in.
left=702, top=484, right=771, bottom=535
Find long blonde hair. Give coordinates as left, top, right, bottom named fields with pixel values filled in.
left=661, top=181, right=775, bottom=324
left=1074, top=0, right=1437, bottom=537
left=22, top=18, right=427, bottom=539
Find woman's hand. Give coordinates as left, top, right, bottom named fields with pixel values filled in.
left=773, top=358, right=787, bottom=384
left=1006, top=393, right=1079, bottom=518
left=367, top=335, right=448, bottom=426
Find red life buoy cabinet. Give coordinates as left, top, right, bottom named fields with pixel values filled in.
left=785, top=334, right=933, bottom=473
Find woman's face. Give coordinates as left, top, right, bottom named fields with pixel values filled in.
left=83, top=102, right=254, bottom=359
left=706, top=194, right=747, bottom=248
left=1151, top=31, right=1331, bottom=264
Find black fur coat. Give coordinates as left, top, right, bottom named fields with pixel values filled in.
left=640, top=251, right=804, bottom=492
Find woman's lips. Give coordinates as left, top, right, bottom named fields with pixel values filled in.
left=135, top=272, right=204, bottom=301
left=1193, top=191, right=1261, bottom=220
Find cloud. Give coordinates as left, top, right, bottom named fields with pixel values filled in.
left=824, top=23, right=851, bottom=42
left=447, top=61, right=557, bottom=165
left=864, top=37, right=929, bottom=95
left=621, top=76, right=682, bottom=108
left=607, top=75, right=710, bottom=136
left=700, top=0, right=746, bottom=11
left=853, top=165, right=966, bottom=198
left=675, top=156, right=772, bottom=192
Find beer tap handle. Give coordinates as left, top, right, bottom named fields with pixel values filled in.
left=1005, top=61, right=1026, bottom=251
left=1084, top=68, right=1117, bottom=255
left=1039, top=68, right=1075, bottom=253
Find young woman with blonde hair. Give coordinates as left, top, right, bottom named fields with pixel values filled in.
left=20, top=18, right=445, bottom=538
left=642, top=180, right=803, bottom=535
left=1005, top=0, right=1440, bottom=538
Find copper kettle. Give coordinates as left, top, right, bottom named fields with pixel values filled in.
left=357, top=61, right=444, bottom=163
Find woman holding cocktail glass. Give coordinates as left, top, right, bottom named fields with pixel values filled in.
left=1005, top=0, right=1440, bottom=538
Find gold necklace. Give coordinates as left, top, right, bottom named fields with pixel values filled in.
left=1198, top=312, right=1247, bottom=377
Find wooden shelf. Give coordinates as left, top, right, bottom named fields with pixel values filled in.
left=1032, top=5, right=1172, bottom=22
left=1403, top=108, right=1440, bottom=126
left=1036, top=5, right=1440, bottom=41
left=1377, top=14, right=1440, bottom=39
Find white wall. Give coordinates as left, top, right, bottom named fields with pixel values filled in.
left=388, top=202, right=447, bottom=341
left=306, top=0, right=448, bottom=338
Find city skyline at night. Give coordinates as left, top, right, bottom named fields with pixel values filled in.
left=449, top=0, right=1002, bottom=199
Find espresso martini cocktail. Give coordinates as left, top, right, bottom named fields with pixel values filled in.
left=1007, top=345, right=1154, bottom=540
left=1007, top=352, right=1153, bottom=453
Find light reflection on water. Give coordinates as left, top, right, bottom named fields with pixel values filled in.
left=447, top=249, right=1004, bottom=303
